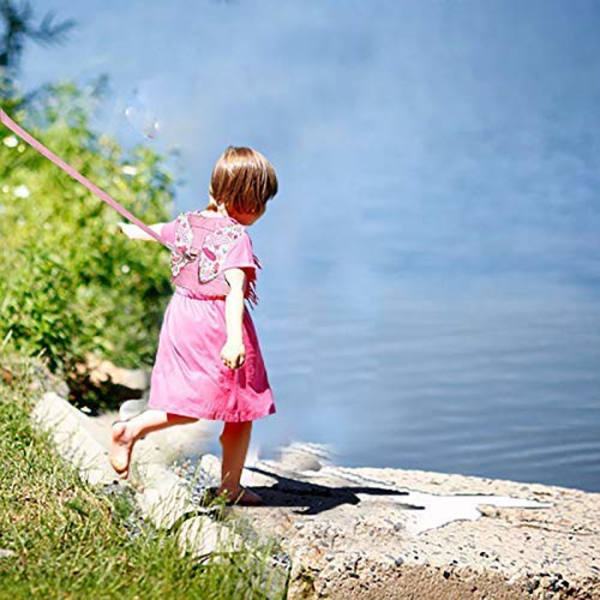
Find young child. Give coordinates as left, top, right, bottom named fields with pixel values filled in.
left=109, top=146, right=278, bottom=506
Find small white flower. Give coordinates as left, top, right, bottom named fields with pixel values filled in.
left=122, top=165, right=137, bottom=176
left=13, top=184, right=30, bottom=198
left=1, top=185, right=9, bottom=193
left=3, top=136, right=17, bottom=148
left=121, top=264, right=131, bottom=274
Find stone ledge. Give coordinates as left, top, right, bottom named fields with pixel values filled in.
left=31, top=392, right=118, bottom=486
left=30, top=393, right=244, bottom=552
left=30, top=392, right=600, bottom=599
left=213, top=447, right=600, bottom=599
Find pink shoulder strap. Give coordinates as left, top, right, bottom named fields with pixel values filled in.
left=0, top=109, right=177, bottom=253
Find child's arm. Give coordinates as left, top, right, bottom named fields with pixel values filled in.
left=117, top=222, right=165, bottom=241
left=220, top=269, right=247, bottom=368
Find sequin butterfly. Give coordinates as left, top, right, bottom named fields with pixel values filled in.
left=168, top=212, right=260, bottom=308
left=169, top=212, right=197, bottom=278
left=198, top=222, right=245, bottom=283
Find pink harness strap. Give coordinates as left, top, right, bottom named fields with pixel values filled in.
left=174, top=285, right=226, bottom=301
left=0, top=109, right=177, bottom=255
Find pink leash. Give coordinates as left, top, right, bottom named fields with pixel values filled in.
left=0, top=108, right=178, bottom=254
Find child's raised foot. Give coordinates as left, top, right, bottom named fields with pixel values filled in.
left=109, top=421, right=134, bottom=479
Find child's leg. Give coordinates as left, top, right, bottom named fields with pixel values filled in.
left=110, top=410, right=197, bottom=478
left=217, top=420, right=262, bottom=503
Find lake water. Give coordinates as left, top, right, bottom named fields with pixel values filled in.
left=199, top=268, right=600, bottom=494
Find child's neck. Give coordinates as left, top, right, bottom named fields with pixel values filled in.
left=203, top=196, right=230, bottom=218
left=199, top=210, right=227, bottom=218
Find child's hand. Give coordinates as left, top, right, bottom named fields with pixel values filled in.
left=117, top=221, right=164, bottom=241
left=220, top=339, right=246, bottom=369
left=117, top=222, right=134, bottom=238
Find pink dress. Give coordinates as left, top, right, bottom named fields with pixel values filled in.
left=146, top=210, right=276, bottom=422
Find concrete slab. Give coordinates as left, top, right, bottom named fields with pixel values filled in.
left=31, top=392, right=119, bottom=486
left=222, top=448, right=600, bottom=599
left=31, top=392, right=600, bottom=599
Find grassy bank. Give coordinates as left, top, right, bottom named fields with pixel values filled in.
left=0, top=349, right=283, bottom=600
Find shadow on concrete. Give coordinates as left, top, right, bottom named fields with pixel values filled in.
left=227, top=465, right=425, bottom=516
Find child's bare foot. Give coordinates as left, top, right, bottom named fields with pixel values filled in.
left=109, top=421, right=135, bottom=479
left=217, top=485, right=263, bottom=505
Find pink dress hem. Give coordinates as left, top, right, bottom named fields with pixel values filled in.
left=146, top=400, right=276, bottom=422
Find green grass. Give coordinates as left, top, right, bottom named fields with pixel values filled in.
left=0, top=349, right=288, bottom=600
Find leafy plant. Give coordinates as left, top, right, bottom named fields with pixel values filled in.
left=0, top=77, right=179, bottom=409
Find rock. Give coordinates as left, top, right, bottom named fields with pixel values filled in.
left=31, top=392, right=119, bottom=486
left=199, top=453, right=222, bottom=483
left=177, top=515, right=244, bottom=558
left=134, top=466, right=196, bottom=529
left=119, top=398, right=148, bottom=421
left=177, top=517, right=291, bottom=599
left=278, top=441, right=334, bottom=472
left=75, top=352, right=150, bottom=392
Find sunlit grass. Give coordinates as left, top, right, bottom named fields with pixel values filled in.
left=0, top=349, right=287, bottom=599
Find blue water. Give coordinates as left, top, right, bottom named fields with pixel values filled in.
left=198, top=270, right=600, bottom=493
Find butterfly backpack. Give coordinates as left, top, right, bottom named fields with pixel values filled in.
left=169, top=211, right=261, bottom=309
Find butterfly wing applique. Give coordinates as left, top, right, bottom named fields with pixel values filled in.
left=170, top=212, right=197, bottom=278
left=198, top=223, right=245, bottom=283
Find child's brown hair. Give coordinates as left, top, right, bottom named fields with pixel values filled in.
left=208, top=146, right=278, bottom=215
